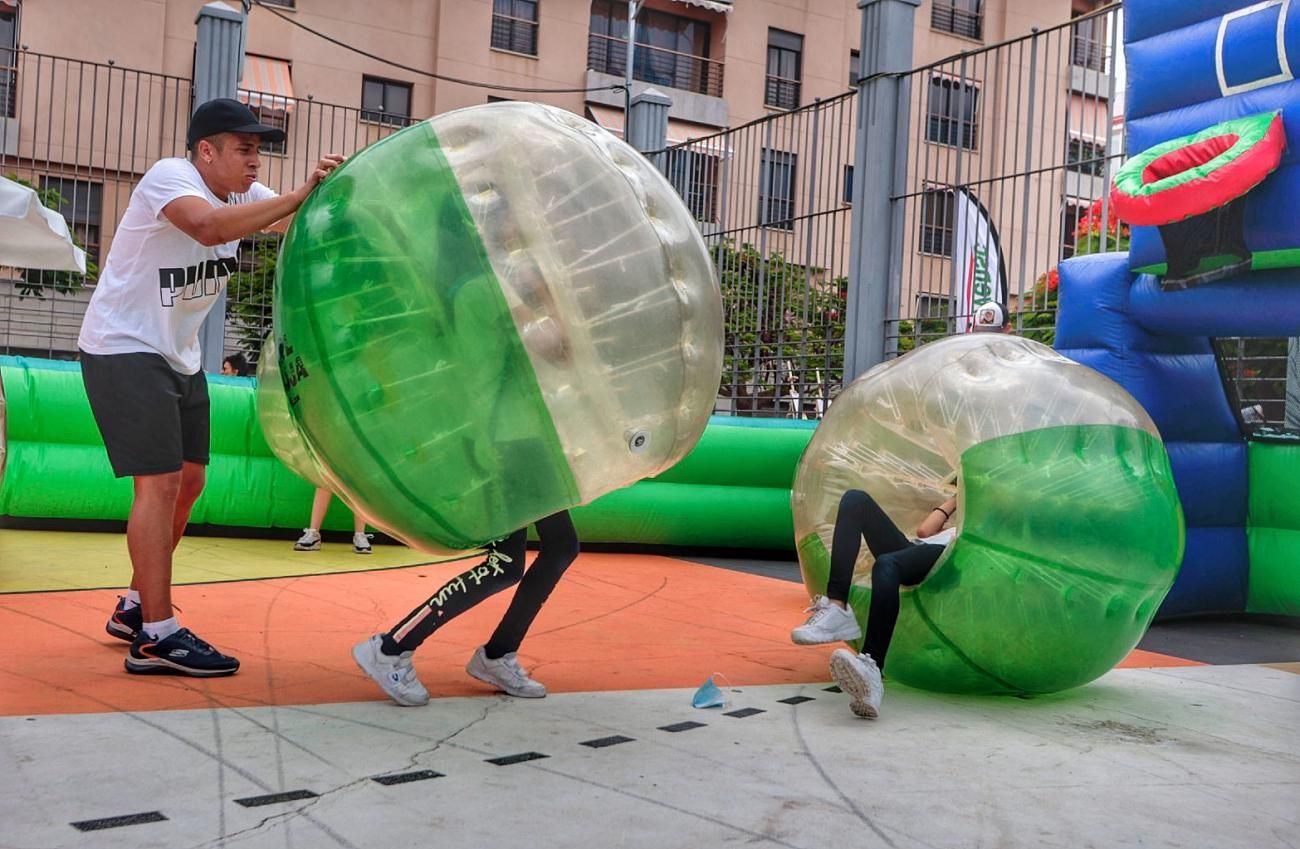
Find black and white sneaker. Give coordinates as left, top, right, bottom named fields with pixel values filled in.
left=105, top=597, right=143, bottom=643
left=125, top=628, right=240, bottom=677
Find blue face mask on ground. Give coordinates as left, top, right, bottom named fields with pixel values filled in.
left=691, top=675, right=726, bottom=709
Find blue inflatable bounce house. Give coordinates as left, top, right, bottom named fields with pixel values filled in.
left=1057, top=0, right=1300, bottom=618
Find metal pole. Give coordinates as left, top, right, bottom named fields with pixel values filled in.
left=1287, top=337, right=1300, bottom=430
left=886, top=72, right=912, bottom=357
left=1097, top=9, right=1119, bottom=250
left=194, top=0, right=246, bottom=374
left=843, top=0, right=921, bottom=380
left=625, top=0, right=639, bottom=144
left=1016, top=29, right=1039, bottom=324
left=798, top=100, right=823, bottom=407
left=947, top=54, right=968, bottom=335
left=628, top=88, right=670, bottom=152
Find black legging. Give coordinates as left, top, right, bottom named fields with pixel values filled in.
left=825, top=489, right=944, bottom=671
left=384, top=511, right=579, bottom=659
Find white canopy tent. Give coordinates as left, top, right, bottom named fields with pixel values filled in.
left=0, top=173, right=86, bottom=487
left=0, top=175, right=86, bottom=274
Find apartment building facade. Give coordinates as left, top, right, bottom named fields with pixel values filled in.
left=0, top=0, right=1115, bottom=360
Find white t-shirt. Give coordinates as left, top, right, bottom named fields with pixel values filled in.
left=917, top=527, right=957, bottom=546
left=78, top=158, right=276, bottom=374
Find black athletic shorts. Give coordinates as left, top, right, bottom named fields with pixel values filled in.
left=80, top=350, right=211, bottom=477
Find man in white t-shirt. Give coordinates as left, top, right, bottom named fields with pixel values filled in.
left=80, top=97, right=343, bottom=677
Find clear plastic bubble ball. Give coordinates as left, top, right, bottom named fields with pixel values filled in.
left=272, top=102, right=722, bottom=553
left=793, top=334, right=1184, bottom=694
left=255, top=339, right=327, bottom=490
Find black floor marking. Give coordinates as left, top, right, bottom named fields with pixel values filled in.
left=778, top=696, right=815, bottom=705
left=824, top=685, right=842, bottom=693
left=233, top=790, right=319, bottom=808
left=724, top=708, right=766, bottom=718
left=486, top=751, right=549, bottom=766
left=70, top=812, right=167, bottom=832
left=580, top=735, right=635, bottom=748
left=372, top=769, right=444, bottom=786
left=658, top=721, right=707, bottom=732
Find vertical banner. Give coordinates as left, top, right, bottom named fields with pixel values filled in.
left=952, top=187, right=1008, bottom=331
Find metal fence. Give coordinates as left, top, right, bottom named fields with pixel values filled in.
left=1216, top=337, right=1294, bottom=430
left=0, top=51, right=191, bottom=359
left=4, top=16, right=1293, bottom=427
left=651, top=92, right=856, bottom=418
left=649, top=6, right=1130, bottom=418
left=0, top=49, right=407, bottom=365
left=890, top=4, right=1124, bottom=350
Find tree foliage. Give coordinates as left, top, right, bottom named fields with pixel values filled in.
left=714, top=240, right=845, bottom=416
left=225, top=235, right=280, bottom=358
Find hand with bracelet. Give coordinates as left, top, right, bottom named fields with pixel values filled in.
left=915, top=496, right=958, bottom=539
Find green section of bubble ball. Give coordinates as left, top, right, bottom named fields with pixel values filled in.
left=274, top=120, right=577, bottom=553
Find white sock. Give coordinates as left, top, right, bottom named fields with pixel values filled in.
left=122, top=590, right=141, bottom=610
left=143, top=617, right=180, bottom=641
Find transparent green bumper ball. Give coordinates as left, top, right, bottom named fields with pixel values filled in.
left=793, top=334, right=1184, bottom=694
left=273, top=102, right=722, bottom=554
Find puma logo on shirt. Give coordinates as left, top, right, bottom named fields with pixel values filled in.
left=158, top=257, right=240, bottom=307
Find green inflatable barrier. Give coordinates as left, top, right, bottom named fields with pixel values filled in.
left=572, top=482, right=795, bottom=549
left=0, top=356, right=811, bottom=551
left=0, top=356, right=321, bottom=529
left=652, top=422, right=813, bottom=489
left=1247, top=435, right=1300, bottom=616
left=0, top=365, right=7, bottom=490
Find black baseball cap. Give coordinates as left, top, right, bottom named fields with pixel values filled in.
left=187, top=98, right=287, bottom=150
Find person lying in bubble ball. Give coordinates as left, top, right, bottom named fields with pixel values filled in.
left=791, top=306, right=1010, bottom=718
left=792, top=488, right=957, bottom=719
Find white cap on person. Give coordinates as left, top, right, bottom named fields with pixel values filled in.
left=973, top=302, right=1005, bottom=332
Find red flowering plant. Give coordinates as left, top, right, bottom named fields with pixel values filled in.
left=1021, top=198, right=1130, bottom=345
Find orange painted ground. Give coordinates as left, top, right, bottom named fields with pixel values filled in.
left=0, top=553, right=1201, bottom=717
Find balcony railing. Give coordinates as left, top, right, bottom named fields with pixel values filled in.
left=764, top=75, right=799, bottom=110
left=587, top=33, right=723, bottom=98
left=1071, top=34, right=1106, bottom=71
left=492, top=14, right=539, bottom=56
left=931, top=2, right=983, bottom=41
left=0, top=45, right=14, bottom=118
left=0, top=64, right=13, bottom=119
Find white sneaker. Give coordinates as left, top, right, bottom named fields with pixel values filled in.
left=830, top=648, right=883, bottom=719
left=791, top=596, right=862, bottom=644
left=294, top=528, right=321, bottom=551
left=466, top=647, right=546, bottom=698
left=352, top=635, right=429, bottom=706
left=353, top=532, right=374, bottom=554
